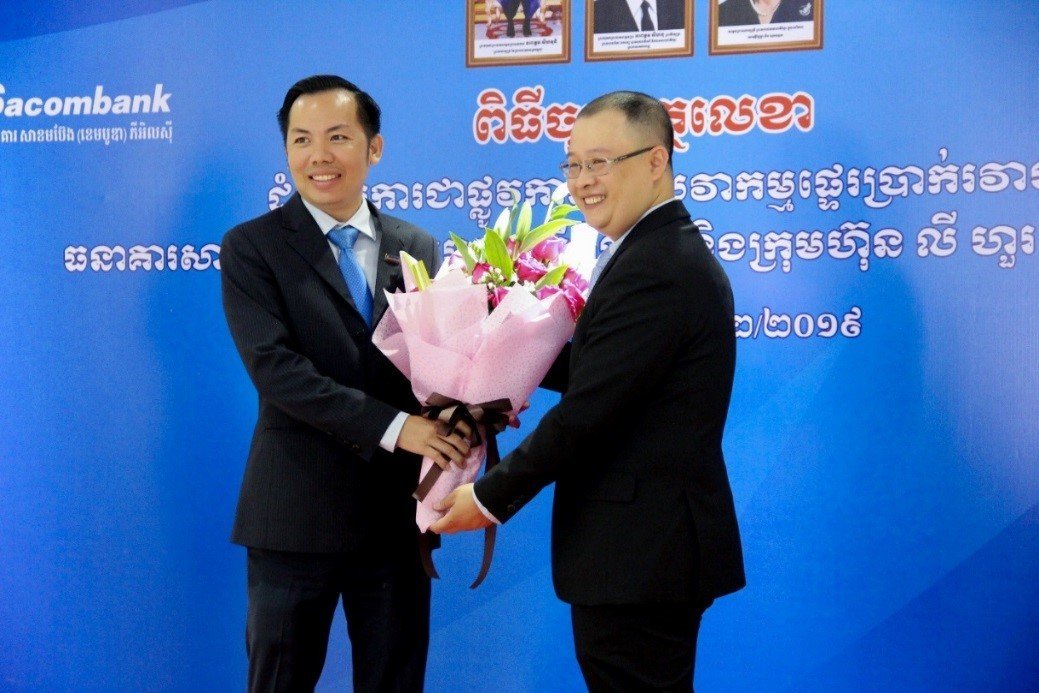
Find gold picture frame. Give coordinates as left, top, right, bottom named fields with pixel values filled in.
left=467, top=0, right=572, bottom=67
left=585, top=0, right=694, bottom=62
left=709, top=0, right=823, bottom=55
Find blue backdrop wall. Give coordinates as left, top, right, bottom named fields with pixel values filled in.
left=1, top=1, right=1036, bottom=690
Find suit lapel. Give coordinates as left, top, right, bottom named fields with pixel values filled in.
left=592, top=199, right=690, bottom=289
left=282, top=194, right=359, bottom=312
left=371, top=203, right=405, bottom=323
left=573, top=201, right=690, bottom=362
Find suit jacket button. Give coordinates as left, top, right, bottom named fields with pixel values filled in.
left=350, top=444, right=361, bottom=452
left=507, top=504, right=516, bottom=512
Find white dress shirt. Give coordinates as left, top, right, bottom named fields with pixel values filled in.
left=625, top=0, right=658, bottom=31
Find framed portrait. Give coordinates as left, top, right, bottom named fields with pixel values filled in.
left=710, top=0, right=823, bottom=55
left=467, top=0, right=571, bottom=67
left=585, top=0, right=693, bottom=62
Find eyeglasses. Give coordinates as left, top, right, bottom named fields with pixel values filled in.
left=559, top=146, right=655, bottom=179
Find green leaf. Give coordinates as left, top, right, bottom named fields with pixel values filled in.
left=550, top=203, right=580, bottom=220
left=492, top=208, right=511, bottom=239
left=514, top=201, right=533, bottom=253
left=502, top=200, right=520, bottom=242
left=449, top=232, right=476, bottom=273
left=399, top=250, right=431, bottom=291
left=517, top=218, right=579, bottom=255
left=483, top=228, right=514, bottom=282
left=469, top=236, right=487, bottom=264
left=545, top=183, right=571, bottom=223
left=534, top=263, right=569, bottom=289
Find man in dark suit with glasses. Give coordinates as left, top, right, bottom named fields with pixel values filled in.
left=432, top=90, right=745, bottom=690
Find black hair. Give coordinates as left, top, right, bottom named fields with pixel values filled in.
left=276, top=74, right=381, bottom=142
left=578, top=90, right=673, bottom=166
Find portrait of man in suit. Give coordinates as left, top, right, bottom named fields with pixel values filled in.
left=432, top=91, right=745, bottom=689
left=717, top=0, right=814, bottom=26
left=592, top=0, right=687, bottom=33
left=220, top=75, right=469, bottom=692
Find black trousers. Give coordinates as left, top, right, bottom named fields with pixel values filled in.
left=571, top=600, right=712, bottom=692
left=245, top=546, right=430, bottom=693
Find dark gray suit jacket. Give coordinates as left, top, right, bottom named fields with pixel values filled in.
left=475, top=200, right=745, bottom=604
left=221, top=193, right=440, bottom=553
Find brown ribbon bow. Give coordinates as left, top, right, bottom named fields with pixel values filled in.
left=414, top=393, right=511, bottom=589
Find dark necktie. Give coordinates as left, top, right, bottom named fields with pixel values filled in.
left=640, top=1, right=655, bottom=31
left=328, top=224, right=374, bottom=326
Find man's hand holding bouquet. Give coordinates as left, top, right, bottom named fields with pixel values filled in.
left=372, top=184, right=587, bottom=586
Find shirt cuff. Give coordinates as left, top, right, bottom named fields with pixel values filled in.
left=379, top=411, right=410, bottom=452
left=472, top=487, right=502, bottom=525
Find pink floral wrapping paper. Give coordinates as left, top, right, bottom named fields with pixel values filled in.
left=373, top=266, right=575, bottom=531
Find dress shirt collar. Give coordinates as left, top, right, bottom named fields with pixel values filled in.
left=610, top=196, right=676, bottom=252
left=301, top=197, right=376, bottom=242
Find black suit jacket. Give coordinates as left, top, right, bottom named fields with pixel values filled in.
left=475, top=200, right=745, bottom=604
left=221, top=193, right=440, bottom=554
left=593, top=0, right=686, bottom=33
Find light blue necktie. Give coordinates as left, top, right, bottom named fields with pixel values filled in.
left=589, top=246, right=614, bottom=291
left=328, top=224, right=374, bottom=327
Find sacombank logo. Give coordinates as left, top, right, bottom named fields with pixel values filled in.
left=0, top=83, right=172, bottom=118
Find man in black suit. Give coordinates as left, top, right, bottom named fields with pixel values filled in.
left=432, top=91, right=744, bottom=690
left=593, top=0, right=686, bottom=33
left=221, top=75, right=469, bottom=692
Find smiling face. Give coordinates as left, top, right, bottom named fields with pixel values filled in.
left=565, top=108, right=671, bottom=241
left=285, top=89, right=383, bottom=221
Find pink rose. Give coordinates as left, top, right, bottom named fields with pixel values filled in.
left=534, top=285, right=560, bottom=301
left=489, top=285, right=510, bottom=309
left=471, top=262, right=491, bottom=283
left=515, top=253, right=548, bottom=283
left=562, top=267, right=589, bottom=293
left=531, top=237, right=566, bottom=263
left=535, top=283, right=584, bottom=321
left=560, top=280, right=586, bottom=320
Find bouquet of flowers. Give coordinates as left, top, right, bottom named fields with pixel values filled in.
left=372, top=184, right=586, bottom=585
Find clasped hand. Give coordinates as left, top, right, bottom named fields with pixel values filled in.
left=397, top=414, right=473, bottom=468
left=430, top=483, right=492, bottom=534
left=397, top=401, right=531, bottom=534
left=397, top=416, right=491, bottom=534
